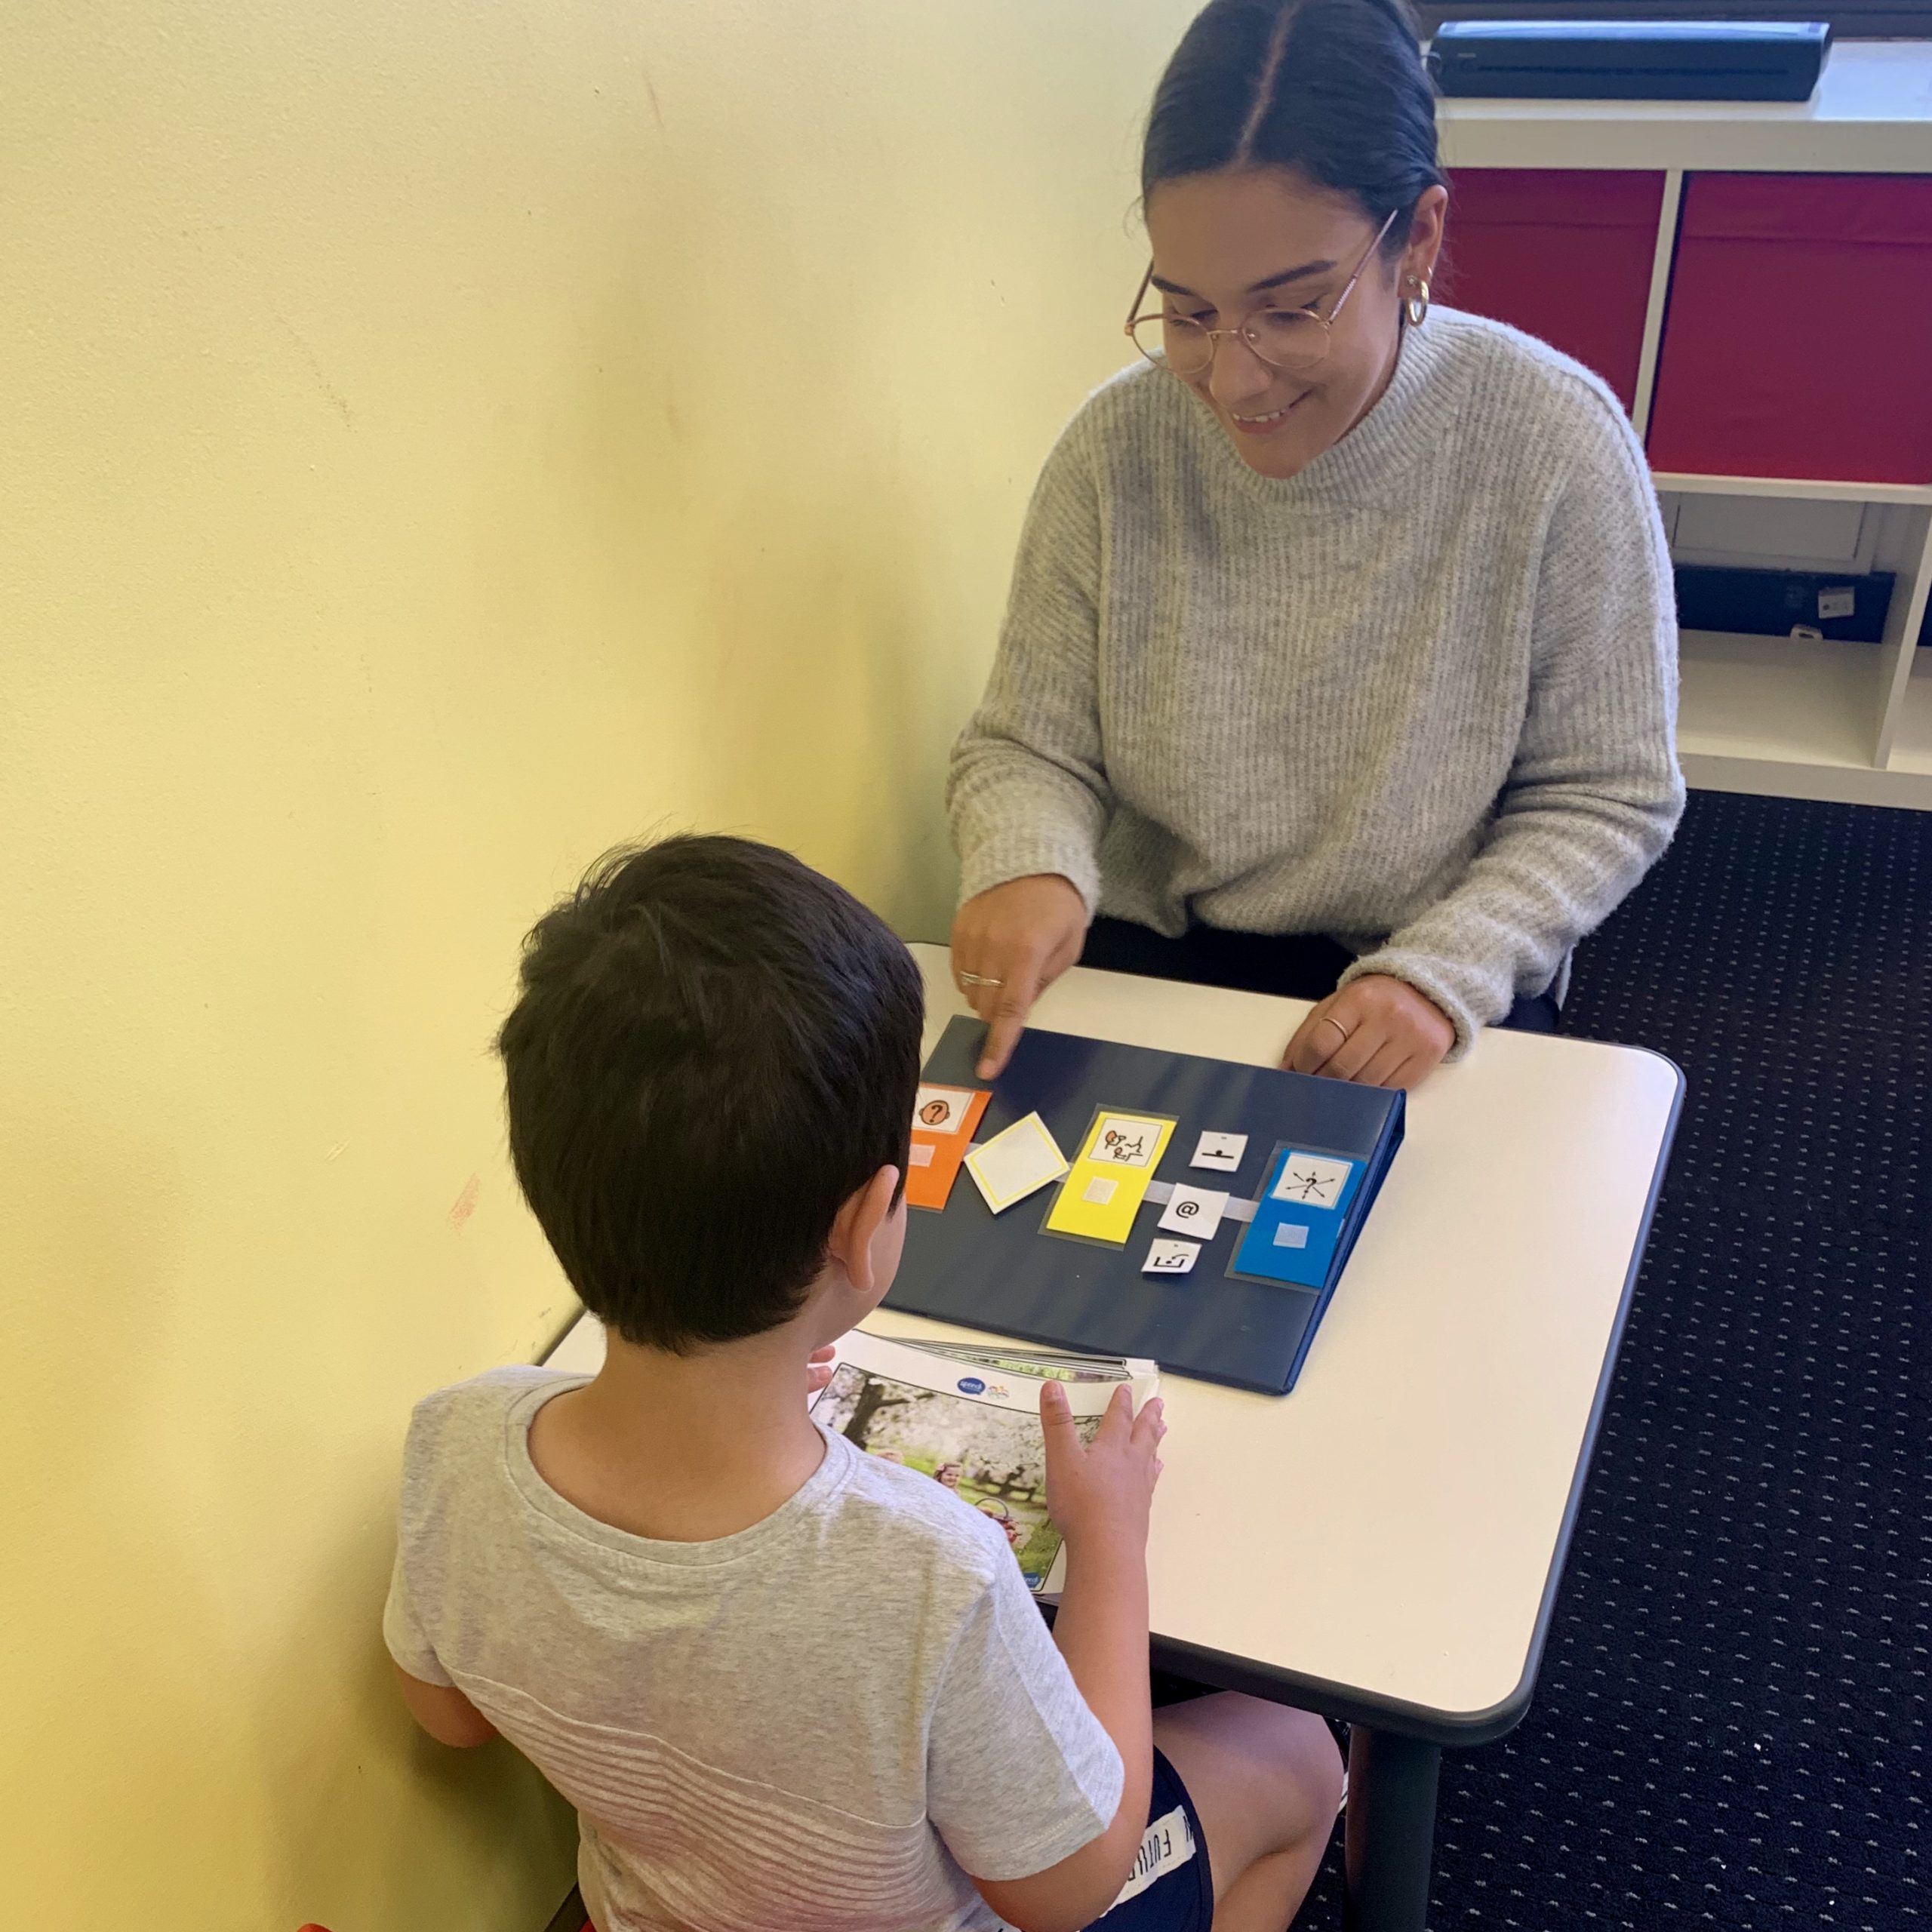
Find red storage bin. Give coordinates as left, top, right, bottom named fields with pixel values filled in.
left=1443, top=169, right=1665, bottom=413
left=1647, top=174, right=1932, bottom=485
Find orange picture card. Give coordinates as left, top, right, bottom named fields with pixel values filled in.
left=906, top=1083, right=991, bottom=1211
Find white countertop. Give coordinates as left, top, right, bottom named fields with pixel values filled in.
left=1438, top=40, right=1932, bottom=172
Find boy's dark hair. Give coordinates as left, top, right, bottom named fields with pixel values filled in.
left=1143, top=0, right=1443, bottom=256
left=497, top=835, right=924, bottom=1352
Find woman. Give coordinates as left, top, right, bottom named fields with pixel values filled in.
left=948, top=0, right=1683, bottom=1088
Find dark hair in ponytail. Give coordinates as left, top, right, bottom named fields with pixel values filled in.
left=1142, top=0, right=1443, bottom=254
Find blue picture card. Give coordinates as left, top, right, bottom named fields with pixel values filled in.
left=1230, top=1145, right=1366, bottom=1289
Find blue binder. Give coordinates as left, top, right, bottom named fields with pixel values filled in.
left=887, top=1017, right=1404, bottom=1395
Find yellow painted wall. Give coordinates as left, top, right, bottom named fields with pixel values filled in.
left=1, top=2, right=1193, bottom=1925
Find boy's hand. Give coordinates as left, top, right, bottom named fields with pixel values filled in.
left=986, top=1383, right=1163, bottom=1932
left=1040, top=1381, right=1164, bottom=1555
left=807, top=1345, right=838, bottom=1398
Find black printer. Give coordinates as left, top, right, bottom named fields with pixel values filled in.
left=1429, top=20, right=1832, bottom=102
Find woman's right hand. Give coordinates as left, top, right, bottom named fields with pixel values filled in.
left=949, top=874, right=1088, bottom=1079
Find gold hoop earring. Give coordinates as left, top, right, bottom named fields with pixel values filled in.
left=1404, top=275, right=1431, bottom=328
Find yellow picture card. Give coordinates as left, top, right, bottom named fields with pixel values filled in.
left=1043, top=1110, right=1176, bottom=1246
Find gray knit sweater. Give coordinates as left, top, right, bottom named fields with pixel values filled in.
left=946, top=309, right=1684, bottom=1048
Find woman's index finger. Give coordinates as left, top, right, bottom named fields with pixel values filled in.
left=975, top=972, right=1040, bottom=1079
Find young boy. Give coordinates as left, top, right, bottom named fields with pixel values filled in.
left=384, top=835, right=1342, bottom=1932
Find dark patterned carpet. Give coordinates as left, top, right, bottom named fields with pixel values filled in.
left=1298, top=789, right=1930, bottom=1929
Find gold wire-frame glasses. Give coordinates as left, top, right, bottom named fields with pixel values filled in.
left=1124, top=208, right=1399, bottom=378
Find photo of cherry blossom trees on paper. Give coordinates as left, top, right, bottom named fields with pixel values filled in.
left=815, top=1363, right=1100, bottom=1592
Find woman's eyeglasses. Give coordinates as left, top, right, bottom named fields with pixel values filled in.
left=1124, top=208, right=1398, bottom=379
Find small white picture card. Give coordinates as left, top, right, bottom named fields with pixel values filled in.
left=1157, top=1183, right=1228, bottom=1241
left=1272, top=1152, right=1352, bottom=1211
left=964, top=1112, right=1069, bottom=1214
left=914, top=1084, right=979, bottom=1137
left=1082, top=1175, right=1118, bottom=1205
left=909, top=1143, right=934, bottom=1168
left=1143, top=1238, right=1199, bottom=1277
left=1191, top=1131, right=1247, bottom=1173
left=1273, top=1223, right=1309, bottom=1249
left=1091, top=1113, right=1164, bottom=1168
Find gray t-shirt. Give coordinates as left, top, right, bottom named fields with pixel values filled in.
left=383, top=1368, right=1123, bottom=1932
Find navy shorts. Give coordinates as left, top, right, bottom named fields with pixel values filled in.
left=1086, top=1749, right=1213, bottom=1930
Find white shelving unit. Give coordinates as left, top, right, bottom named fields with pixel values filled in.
left=1662, top=474, right=1932, bottom=809
left=1883, top=643, right=1932, bottom=777
left=1441, top=44, right=1932, bottom=811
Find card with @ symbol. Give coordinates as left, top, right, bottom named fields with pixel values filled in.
left=1156, top=1183, right=1229, bottom=1241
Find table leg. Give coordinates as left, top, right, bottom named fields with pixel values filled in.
left=1342, top=1725, right=1441, bottom=1932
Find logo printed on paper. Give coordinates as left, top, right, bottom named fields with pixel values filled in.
left=956, top=1377, right=986, bottom=1395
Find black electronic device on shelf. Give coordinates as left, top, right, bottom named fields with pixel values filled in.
left=1429, top=20, right=1832, bottom=102
left=1675, top=565, right=1896, bottom=645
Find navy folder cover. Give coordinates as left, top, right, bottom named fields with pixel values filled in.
left=886, top=1017, right=1404, bottom=1395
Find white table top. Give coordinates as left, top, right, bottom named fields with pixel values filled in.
left=550, top=943, right=1680, bottom=1740
left=1438, top=41, right=1932, bottom=174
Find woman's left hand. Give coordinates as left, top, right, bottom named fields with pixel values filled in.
left=808, top=1344, right=838, bottom=1397
left=1284, top=974, right=1455, bottom=1089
